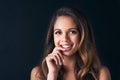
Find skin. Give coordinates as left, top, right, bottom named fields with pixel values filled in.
left=30, top=16, right=111, bottom=80
left=46, top=16, right=80, bottom=80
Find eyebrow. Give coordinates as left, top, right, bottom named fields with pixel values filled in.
left=54, top=28, right=78, bottom=31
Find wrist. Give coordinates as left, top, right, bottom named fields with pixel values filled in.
left=47, top=72, right=58, bottom=80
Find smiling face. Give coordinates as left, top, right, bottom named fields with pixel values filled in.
left=53, top=16, right=80, bottom=56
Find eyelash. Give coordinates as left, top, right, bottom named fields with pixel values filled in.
left=54, top=31, right=62, bottom=34
left=54, top=30, right=77, bottom=35
left=69, top=30, right=77, bottom=34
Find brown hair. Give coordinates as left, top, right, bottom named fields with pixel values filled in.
left=37, top=7, right=101, bottom=80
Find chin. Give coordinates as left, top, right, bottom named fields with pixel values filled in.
left=62, top=51, right=76, bottom=57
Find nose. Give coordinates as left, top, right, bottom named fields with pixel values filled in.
left=61, top=33, right=69, bottom=42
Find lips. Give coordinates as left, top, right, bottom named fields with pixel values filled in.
left=61, top=44, right=72, bottom=51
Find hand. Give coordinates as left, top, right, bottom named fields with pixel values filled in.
left=46, top=47, right=65, bottom=74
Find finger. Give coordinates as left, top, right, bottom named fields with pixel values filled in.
left=52, top=47, right=64, bottom=62
left=53, top=52, right=62, bottom=65
left=46, top=54, right=58, bottom=65
left=55, top=50, right=64, bottom=60
left=46, top=54, right=53, bottom=62
left=53, top=47, right=66, bottom=52
left=51, top=54, right=59, bottom=65
left=56, top=51, right=64, bottom=62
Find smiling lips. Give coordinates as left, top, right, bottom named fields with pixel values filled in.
left=61, top=44, right=72, bottom=51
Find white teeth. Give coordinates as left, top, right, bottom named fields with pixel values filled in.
left=62, top=45, right=71, bottom=48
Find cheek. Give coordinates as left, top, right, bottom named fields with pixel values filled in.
left=72, top=36, right=80, bottom=50
left=54, top=36, right=60, bottom=46
left=72, top=36, right=80, bottom=43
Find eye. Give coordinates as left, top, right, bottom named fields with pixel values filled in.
left=54, top=31, right=62, bottom=35
left=69, top=30, right=77, bottom=34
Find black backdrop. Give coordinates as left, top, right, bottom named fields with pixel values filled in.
left=0, top=0, right=120, bottom=80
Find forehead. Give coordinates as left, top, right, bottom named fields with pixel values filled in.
left=54, top=16, right=77, bottom=30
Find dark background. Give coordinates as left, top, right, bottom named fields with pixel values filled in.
left=0, top=0, right=120, bottom=80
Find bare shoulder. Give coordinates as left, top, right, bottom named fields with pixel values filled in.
left=98, top=66, right=111, bottom=80
left=30, top=66, right=40, bottom=80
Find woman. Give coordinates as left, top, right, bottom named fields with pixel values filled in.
left=31, top=7, right=111, bottom=80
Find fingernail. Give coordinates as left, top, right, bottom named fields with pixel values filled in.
left=62, top=59, right=64, bottom=62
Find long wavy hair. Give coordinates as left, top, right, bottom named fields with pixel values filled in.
left=36, top=7, right=101, bottom=80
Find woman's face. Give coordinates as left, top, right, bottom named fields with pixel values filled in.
left=53, top=16, right=80, bottom=56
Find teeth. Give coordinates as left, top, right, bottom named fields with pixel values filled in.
left=62, top=45, right=71, bottom=48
